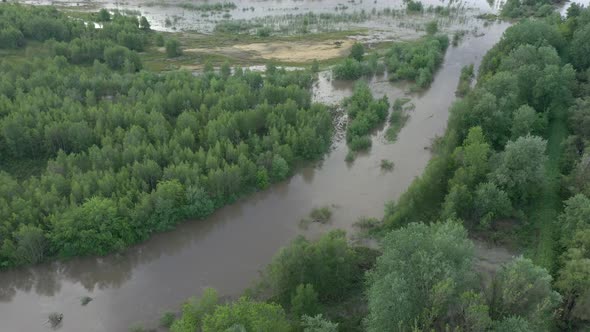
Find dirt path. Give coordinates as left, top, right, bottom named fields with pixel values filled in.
left=473, top=239, right=516, bottom=286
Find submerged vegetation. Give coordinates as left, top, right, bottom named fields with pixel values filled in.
left=386, top=34, right=449, bottom=88
left=344, top=82, right=389, bottom=154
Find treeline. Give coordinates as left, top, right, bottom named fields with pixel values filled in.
left=0, top=5, right=152, bottom=71
left=383, top=7, right=590, bottom=330
left=166, top=230, right=377, bottom=331
left=0, top=6, right=333, bottom=268
left=333, top=31, right=448, bottom=90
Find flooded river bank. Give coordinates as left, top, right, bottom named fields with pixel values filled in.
left=0, top=20, right=509, bottom=332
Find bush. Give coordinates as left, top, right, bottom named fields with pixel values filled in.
left=166, top=38, right=182, bottom=57
left=333, top=58, right=362, bottom=80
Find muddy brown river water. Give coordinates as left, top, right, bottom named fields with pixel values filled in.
left=0, top=19, right=510, bottom=331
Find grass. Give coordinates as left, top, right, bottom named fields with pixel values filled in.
left=527, top=111, right=567, bottom=273
left=140, top=29, right=368, bottom=70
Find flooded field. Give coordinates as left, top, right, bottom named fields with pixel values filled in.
left=19, top=0, right=501, bottom=33
left=0, top=11, right=510, bottom=330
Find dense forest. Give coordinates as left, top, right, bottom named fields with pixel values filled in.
left=166, top=2, right=590, bottom=332
left=0, top=5, right=332, bottom=267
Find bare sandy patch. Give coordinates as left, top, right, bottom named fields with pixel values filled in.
left=185, top=39, right=353, bottom=63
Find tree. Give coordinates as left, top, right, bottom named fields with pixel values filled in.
left=349, top=42, right=364, bottom=62
left=490, top=256, right=561, bottom=330
left=491, top=135, right=547, bottom=205
left=139, top=16, right=150, bottom=31
left=14, top=224, right=46, bottom=264
left=50, top=197, right=132, bottom=256
left=473, top=182, right=512, bottom=227
left=366, top=221, right=475, bottom=331
left=271, top=155, right=289, bottom=181
left=426, top=20, right=438, bottom=35
left=291, top=284, right=320, bottom=318
left=510, top=105, right=544, bottom=139
left=493, top=316, right=534, bottom=332
left=265, top=230, right=359, bottom=305
left=171, top=288, right=219, bottom=332
left=184, top=185, right=214, bottom=219
left=202, top=297, right=291, bottom=332
left=166, top=38, right=182, bottom=57
left=98, top=8, right=111, bottom=22
left=570, top=24, right=590, bottom=71
left=556, top=229, right=590, bottom=325
left=155, top=33, right=164, bottom=46
left=558, top=194, right=590, bottom=247
left=301, top=314, right=338, bottom=332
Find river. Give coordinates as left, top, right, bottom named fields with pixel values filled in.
left=0, top=0, right=511, bottom=329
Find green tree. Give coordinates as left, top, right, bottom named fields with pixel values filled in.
left=98, top=8, right=111, bottom=21
left=155, top=34, right=165, bottom=47
left=349, top=42, right=364, bottom=62
left=301, top=314, right=338, bottom=332
left=290, top=284, right=320, bottom=318
left=202, top=297, right=291, bottom=332
left=366, top=221, right=475, bottom=331
left=570, top=24, right=590, bottom=71
left=51, top=197, right=132, bottom=256
left=426, top=20, right=438, bottom=35
left=491, top=135, right=547, bottom=205
left=556, top=229, right=590, bottom=326
left=510, top=105, right=544, bottom=139
left=490, top=256, right=561, bottom=330
left=139, top=16, right=150, bottom=31
left=171, top=288, right=219, bottom=332
left=166, top=38, right=182, bottom=57
left=473, top=182, right=512, bottom=227
left=14, top=224, right=46, bottom=264
left=266, top=230, right=359, bottom=305
left=558, top=194, right=590, bottom=247
left=493, top=316, right=534, bottom=332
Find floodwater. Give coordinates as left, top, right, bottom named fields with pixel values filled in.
left=0, top=18, right=509, bottom=331
left=20, top=0, right=499, bottom=32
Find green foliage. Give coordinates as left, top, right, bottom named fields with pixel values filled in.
left=490, top=256, right=562, bottom=330
left=264, top=230, right=361, bottom=306
left=366, top=221, right=475, bottom=331
left=291, top=284, right=321, bottom=318
left=493, top=316, right=534, bottom=332
left=490, top=135, right=547, bottom=205
left=349, top=42, right=364, bottom=62
left=155, top=33, right=164, bottom=46
left=332, top=58, right=362, bottom=80
left=98, top=8, right=111, bottom=22
left=456, top=64, right=474, bottom=97
left=406, top=0, right=424, bottom=12
left=166, top=38, right=182, bottom=57
left=13, top=224, right=46, bottom=264
left=380, top=159, right=394, bottom=170
left=301, top=314, right=338, bottom=332
left=425, top=20, right=438, bottom=35
left=202, top=297, right=291, bottom=332
left=309, top=206, right=332, bottom=223
left=345, top=82, right=389, bottom=153
left=170, top=288, right=218, bottom=332
left=139, top=16, right=150, bottom=31
left=0, top=7, right=333, bottom=267
left=160, top=312, right=175, bottom=328
left=558, top=194, right=590, bottom=247
left=500, top=0, right=554, bottom=18
left=386, top=35, right=449, bottom=88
